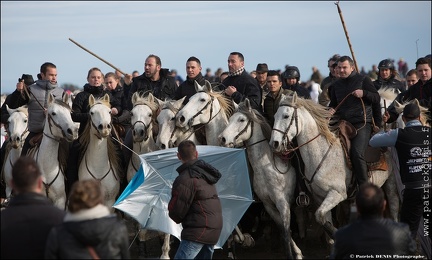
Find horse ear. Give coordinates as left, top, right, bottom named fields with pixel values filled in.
left=194, top=80, right=204, bottom=92
left=155, top=96, right=165, bottom=108
left=6, top=104, right=12, bottom=115
left=103, top=93, right=110, bottom=103
left=413, top=98, right=420, bottom=107
left=148, top=93, right=155, bottom=103
left=63, top=92, right=70, bottom=106
left=394, top=100, right=403, bottom=113
left=173, top=97, right=186, bottom=110
left=48, top=93, right=55, bottom=105
left=244, top=98, right=252, bottom=111
left=204, top=80, right=213, bottom=93
left=292, top=92, right=298, bottom=104
left=89, top=94, right=95, bottom=106
left=232, top=100, right=239, bottom=111
left=132, top=92, right=139, bottom=105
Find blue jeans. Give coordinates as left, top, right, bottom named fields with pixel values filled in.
left=174, top=240, right=215, bottom=259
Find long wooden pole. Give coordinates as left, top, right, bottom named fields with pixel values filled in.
left=68, top=38, right=126, bottom=75
left=335, top=1, right=359, bottom=72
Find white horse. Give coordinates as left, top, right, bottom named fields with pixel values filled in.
left=78, top=94, right=121, bottom=210
left=125, top=92, right=171, bottom=259
left=127, top=92, right=159, bottom=182
left=218, top=99, right=303, bottom=259
left=155, top=96, right=201, bottom=149
left=175, top=80, right=234, bottom=146
left=30, top=93, right=78, bottom=209
left=269, top=93, right=399, bottom=240
left=2, top=105, right=29, bottom=198
left=378, top=87, right=404, bottom=129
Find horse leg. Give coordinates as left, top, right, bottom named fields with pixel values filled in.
left=381, top=172, right=400, bottom=221
left=159, top=233, right=170, bottom=259
left=226, top=234, right=236, bottom=259
left=315, top=190, right=345, bottom=226
left=290, top=238, right=304, bottom=259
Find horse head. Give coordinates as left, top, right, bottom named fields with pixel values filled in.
left=219, top=98, right=255, bottom=148
left=6, top=105, right=29, bottom=149
left=155, top=96, right=186, bottom=149
left=131, top=92, right=159, bottom=142
left=88, top=94, right=112, bottom=138
left=45, top=93, right=79, bottom=142
left=175, top=80, right=215, bottom=129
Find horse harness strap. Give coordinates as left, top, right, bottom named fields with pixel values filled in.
left=85, top=154, right=118, bottom=181
left=43, top=168, right=61, bottom=198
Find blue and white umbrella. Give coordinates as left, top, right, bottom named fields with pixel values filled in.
left=113, top=145, right=253, bottom=248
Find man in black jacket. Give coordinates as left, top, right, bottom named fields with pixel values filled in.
left=330, top=183, right=416, bottom=258
left=174, top=56, right=206, bottom=105
left=1, top=156, right=65, bottom=259
left=329, top=56, right=381, bottom=187
left=222, top=52, right=263, bottom=113
left=168, top=140, right=222, bottom=259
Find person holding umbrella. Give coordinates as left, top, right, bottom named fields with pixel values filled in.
left=168, top=140, right=223, bottom=259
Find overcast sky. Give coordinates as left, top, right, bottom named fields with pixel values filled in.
left=1, top=1, right=431, bottom=94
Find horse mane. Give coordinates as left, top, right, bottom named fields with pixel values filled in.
left=162, top=100, right=181, bottom=114
left=237, top=103, right=272, bottom=140
left=15, top=106, right=29, bottom=116
left=280, top=96, right=337, bottom=144
left=378, top=87, right=398, bottom=102
left=78, top=99, right=121, bottom=174
left=205, top=90, right=235, bottom=118
left=52, top=99, right=72, bottom=111
left=133, top=95, right=159, bottom=114
left=400, top=100, right=431, bottom=126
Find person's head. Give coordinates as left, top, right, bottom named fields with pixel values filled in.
left=104, top=72, right=120, bottom=91
left=337, top=56, right=355, bottom=79
left=378, top=59, right=397, bottom=80
left=68, top=179, right=104, bottom=213
left=177, top=140, right=198, bottom=163
left=205, top=68, right=212, bottom=76
left=331, top=61, right=340, bottom=78
left=132, top=70, right=140, bottom=77
left=282, top=66, right=301, bottom=86
left=87, top=67, right=104, bottom=87
left=402, top=102, right=420, bottom=122
left=145, top=54, right=162, bottom=80
left=356, top=183, right=386, bottom=218
left=186, top=56, right=202, bottom=79
left=11, top=156, right=43, bottom=194
left=40, top=62, right=57, bottom=84
left=266, top=70, right=282, bottom=95
left=256, top=63, right=269, bottom=85
left=220, top=72, right=229, bottom=82
left=227, top=52, right=245, bottom=73
left=415, top=57, right=431, bottom=83
left=405, top=69, right=418, bottom=88
left=327, top=54, right=340, bottom=77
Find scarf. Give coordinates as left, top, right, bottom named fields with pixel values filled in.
left=228, top=66, right=245, bottom=77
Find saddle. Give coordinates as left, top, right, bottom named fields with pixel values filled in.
left=29, top=132, right=43, bottom=148
left=113, top=123, right=126, bottom=139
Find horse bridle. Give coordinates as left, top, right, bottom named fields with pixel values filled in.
left=184, top=92, right=222, bottom=129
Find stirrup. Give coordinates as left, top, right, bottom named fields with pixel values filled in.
left=296, top=191, right=310, bottom=207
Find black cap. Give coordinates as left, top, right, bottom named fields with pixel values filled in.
left=403, top=103, right=420, bottom=119
left=256, top=63, right=268, bottom=73
left=20, top=74, right=35, bottom=86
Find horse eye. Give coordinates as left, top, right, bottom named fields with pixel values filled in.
left=284, top=115, right=289, bottom=119
left=24, top=120, right=28, bottom=123
left=171, top=117, right=175, bottom=121
left=148, top=113, right=152, bottom=117
left=90, top=112, right=94, bottom=115
left=52, top=112, right=56, bottom=116
left=130, top=112, right=133, bottom=117
left=240, top=118, right=245, bottom=122
left=200, top=98, right=205, bottom=102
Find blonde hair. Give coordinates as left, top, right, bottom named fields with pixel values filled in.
left=68, top=179, right=104, bottom=213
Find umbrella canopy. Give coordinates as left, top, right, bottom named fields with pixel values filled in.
left=113, top=145, right=253, bottom=248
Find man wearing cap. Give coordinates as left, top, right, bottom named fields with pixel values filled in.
left=7, top=62, right=64, bottom=157
left=319, top=54, right=340, bottom=106
left=222, top=52, right=262, bottom=113
left=369, top=102, right=431, bottom=240
left=255, top=63, right=269, bottom=107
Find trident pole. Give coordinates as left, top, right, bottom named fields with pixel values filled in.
left=68, top=38, right=126, bottom=76
left=335, top=1, right=359, bottom=72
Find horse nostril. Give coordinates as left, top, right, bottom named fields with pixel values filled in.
left=274, top=141, right=279, bottom=149
left=161, top=144, right=166, bottom=149
left=179, top=116, right=185, bottom=123
left=220, top=137, right=226, bottom=145
left=67, top=129, right=72, bottom=135
left=98, top=125, right=103, bottom=130
left=107, top=124, right=111, bottom=129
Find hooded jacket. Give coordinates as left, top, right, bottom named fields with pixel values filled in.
left=45, top=204, right=130, bottom=259
left=168, top=159, right=223, bottom=245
